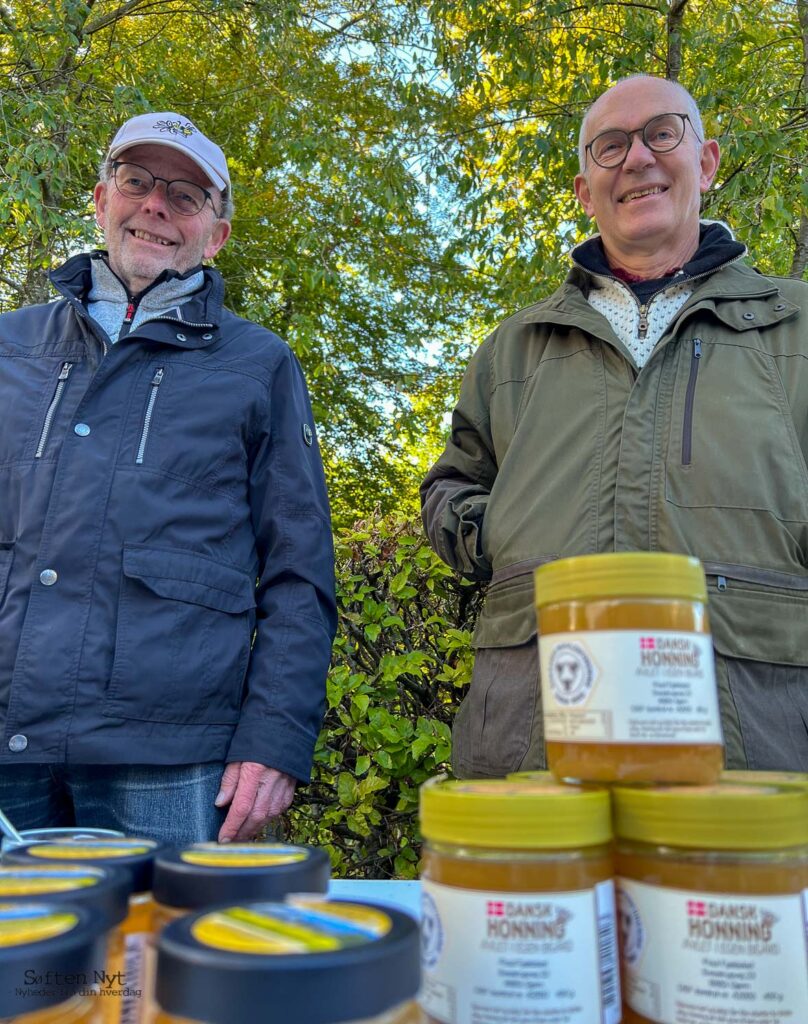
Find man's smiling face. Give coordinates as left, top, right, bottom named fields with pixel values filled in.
left=574, top=78, right=720, bottom=269
left=93, top=144, right=230, bottom=295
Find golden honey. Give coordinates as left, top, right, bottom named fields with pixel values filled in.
left=534, top=552, right=723, bottom=783
left=153, top=898, right=420, bottom=1023
left=419, top=777, right=620, bottom=1024
left=0, top=901, right=108, bottom=1023
left=613, top=781, right=808, bottom=1023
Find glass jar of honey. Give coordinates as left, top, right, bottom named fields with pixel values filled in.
left=151, top=842, right=330, bottom=932
left=3, top=838, right=168, bottom=1024
left=0, top=900, right=108, bottom=1022
left=534, top=552, right=723, bottom=783
left=153, top=898, right=421, bottom=1023
left=419, top=777, right=620, bottom=1024
left=613, top=781, right=808, bottom=1023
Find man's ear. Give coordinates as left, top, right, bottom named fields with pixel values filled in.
left=574, top=172, right=595, bottom=218
left=204, top=218, right=231, bottom=261
left=699, top=140, right=720, bottom=193
left=93, top=182, right=108, bottom=229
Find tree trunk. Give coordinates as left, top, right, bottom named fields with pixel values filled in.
left=789, top=0, right=807, bottom=278
left=666, top=0, right=689, bottom=81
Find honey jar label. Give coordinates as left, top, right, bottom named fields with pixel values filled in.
left=191, top=901, right=392, bottom=954
left=27, top=839, right=155, bottom=860
left=617, top=878, right=808, bottom=1022
left=420, top=880, right=620, bottom=1023
left=0, top=868, right=101, bottom=894
left=180, top=842, right=309, bottom=868
left=539, top=630, right=722, bottom=744
left=0, top=903, right=79, bottom=946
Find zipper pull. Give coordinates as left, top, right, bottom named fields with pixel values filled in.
left=638, top=304, right=649, bottom=339
left=693, top=338, right=702, bottom=359
left=58, top=361, right=71, bottom=380
left=151, top=368, right=164, bottom=386
left=717, top=576, right=727, bottom=591
left=124, top=302, right=136, bottom=324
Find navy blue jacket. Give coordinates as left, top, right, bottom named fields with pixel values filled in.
left=0, top=253, right=336, bottom=780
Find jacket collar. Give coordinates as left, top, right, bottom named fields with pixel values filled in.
left=49, top=251, right=226, bottom=349
left=516, top=236, right=799, bottom=335
left=571, top=221, right=746, bottom=286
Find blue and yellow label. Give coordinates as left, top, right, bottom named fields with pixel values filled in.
left=181, top=843, right=309, bottom=869
left=0, top=866, right=102, bottom=895
left=0, top=903, right=78, bottom=946
left=28, top=839, right=155, bottom=861
left=191, top=901, right=392, bottom=955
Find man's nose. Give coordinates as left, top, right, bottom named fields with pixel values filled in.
left=141, top=180, right=171, bottom=216
left=623, top=131, right=656, bottom=171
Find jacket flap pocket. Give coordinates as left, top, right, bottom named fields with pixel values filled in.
left=0, top=544, right=12, bottom=602
left=473, top=566, right=539, bottom=649
left=122, top=544, right=255, bottom=613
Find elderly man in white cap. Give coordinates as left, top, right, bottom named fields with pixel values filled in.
left=0, top=113, right=336, bottom=844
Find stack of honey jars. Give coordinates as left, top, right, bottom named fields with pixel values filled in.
left=420, top=553, right=808, bottom=1024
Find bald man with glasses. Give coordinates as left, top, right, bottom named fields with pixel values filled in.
left=422, top=75, right=808, bottom=779
left=0, top=113, right=336, bottom=844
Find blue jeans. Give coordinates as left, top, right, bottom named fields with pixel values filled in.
left=0, top=764, right=226, bottom=845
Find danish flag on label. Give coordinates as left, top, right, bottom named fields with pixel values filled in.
left=487, top=901, right=505, bottom=916
left=687, top=900, right=706, bottom=916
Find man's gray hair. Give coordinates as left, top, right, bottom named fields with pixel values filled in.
left=577, top=76, right=705, bottom=174
left=97, top=156, right=235, bottom=222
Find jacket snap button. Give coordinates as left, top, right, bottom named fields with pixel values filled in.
left=202, top=333, right=213, bottom=340
left=74, top=423, right=91, bottom=437
left=176, top=333, right=187, bottom=342
left=742, top=312, right=755, bottom=320
left=8, top=734, right=27, bottom=753
left=774, top=303, right=786, bottom=311
left=39, top=569, right=58, bottom=586
left=302, top=424, right=313, bottom=446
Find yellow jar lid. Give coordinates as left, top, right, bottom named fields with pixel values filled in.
left=420, top=777, right=611, bottom=848
left=613, top=781, right=808, bottom=849
left=721, top=769, right=808, bottom=790
left=534, top=552, right=707, bottom=606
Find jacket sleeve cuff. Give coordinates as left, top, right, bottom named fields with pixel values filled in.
left=225, top=718, right=319, bottom=783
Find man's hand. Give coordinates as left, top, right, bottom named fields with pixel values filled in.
left=215, top=762, right=297, bottom=843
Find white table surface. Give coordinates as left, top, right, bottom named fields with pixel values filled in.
left=327, top=879, right=422, bottom=919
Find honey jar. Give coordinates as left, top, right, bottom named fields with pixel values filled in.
left=419, top=777, right=620, bottom=1023
left=613, top=781, right=808, bottom=1023
left=4, top=838, right=167, bottom=1024
left=153, top=898, right=421, bottom=1023
left=534, top=552, right=723, bottom=783
left=0, top=900, right=108, bottom=1022
left=151, top=842, right=330, bottom=932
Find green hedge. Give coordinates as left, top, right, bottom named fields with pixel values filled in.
left=286, top=514, right=482, bottom=877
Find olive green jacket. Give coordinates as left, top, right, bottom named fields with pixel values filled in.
left=421, top=258, right=808, bottom=777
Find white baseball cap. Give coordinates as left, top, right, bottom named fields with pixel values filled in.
left=106, top=112, right=230, bottom=192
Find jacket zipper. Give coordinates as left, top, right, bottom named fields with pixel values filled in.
left=136, top=368, right=164, bottom=464
left=681, top=338, right=702, bottom=465
left=576, top=252, right=748, bottom=343
left=704, top=562, right=808, bottom=593
left=35, top=362, right=74, bottom=458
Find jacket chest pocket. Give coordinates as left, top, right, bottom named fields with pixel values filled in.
left=0, top=354, right=83, bottom=465
left=125, top=361, right=249, bottom=491
left=665, top=339, right=808, bottom=522
left=104, top=544, right=256, bottom=725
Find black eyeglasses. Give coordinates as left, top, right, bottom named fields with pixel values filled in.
left=584, top=113, right=702, bottom=169
left=111, top=161, right=221, bottom=217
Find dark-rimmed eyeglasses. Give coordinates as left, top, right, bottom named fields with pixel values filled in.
left=111, top=161, right=221, bottom=217
left=584, top=113, right=702, bottom=169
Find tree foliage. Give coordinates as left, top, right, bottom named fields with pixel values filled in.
left=2, top=0, right=806, bottom=521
